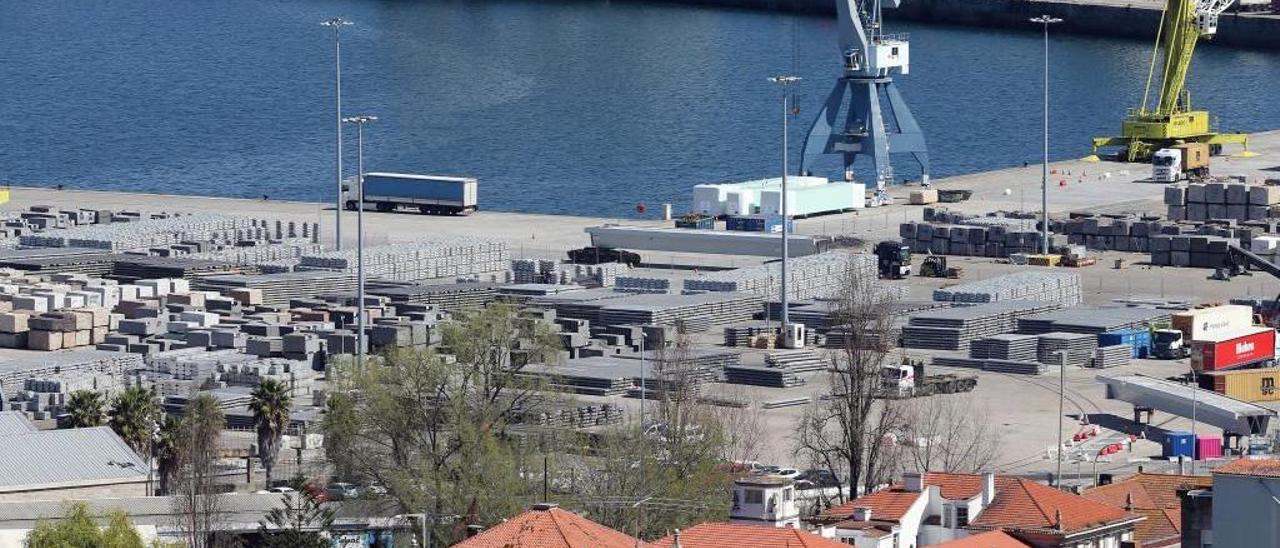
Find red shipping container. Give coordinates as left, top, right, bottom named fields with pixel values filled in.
left=1197, top=436, right=1223, bottom=460
left=1192, top=327, right=1276, bottom=371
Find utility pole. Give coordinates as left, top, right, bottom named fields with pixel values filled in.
left=342, top=114, right=377, bottom=370
left=768, top=75, right=801, bottom=346
left=1031, top=15, right=1062, bottom=255
left=1056, top=350, right=1066, bottom=488
left=322, top=17, right=352, bottom=250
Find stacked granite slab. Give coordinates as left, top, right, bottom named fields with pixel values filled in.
left=19, top=214, right=294, bottom=250
left=360, top=281, right=499, bottom=311
left=508, top=260, right=622, bottom=287
left=1036, top=332, right=1099, bottom=367
left=596, top=292, right=761, bottom=332
left=1017, top=307, right=1172, bottom=335
left=0, top=349, right=143, bottom=399
left=723, top=365, right=805, bottom=388
left=900, top=301, right=1060, bottom=351
left=969, top=333, right=1039, bottom=361
left=193, top=271, right=358, bottom=306
left=683, top=252, right=872, bottom=301
left=1093, top=345, right=1132, bottom=369
left=930, top=355, right=1046, bottom=375
left=932, top=271, right=1082, bottom=306
left=1165, top=181, right=1280, bottom=222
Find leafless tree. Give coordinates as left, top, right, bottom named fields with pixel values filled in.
left=707, top=386, right=767, bottom=464
left=903, top=394, right=1002, bottom=474
left=793, top=255, right=905, bottom=500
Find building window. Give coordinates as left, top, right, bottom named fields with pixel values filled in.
left=783, top=488, right=792, bottom=501
left=955, top=506, right=969, bottom=527
left=745, top=489, right=763, bottom=504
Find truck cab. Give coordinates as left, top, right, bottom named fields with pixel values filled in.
left=874, top=240, right=912, bottom=279
left=1151, top=149, right=1182, bottom=183
left=1153, top=328, right=1188, bottom=359
left=881, top=365, right=916, bottom=397
left=1151, top=143, right=1210, bottom=183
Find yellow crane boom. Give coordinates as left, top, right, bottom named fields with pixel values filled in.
left=1092, top=0, right=1248, bottom=161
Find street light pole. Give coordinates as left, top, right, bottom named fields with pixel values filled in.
left=322, top=17, right=352, bottom=251
left=768, top=75, right=801, bottom=345
left=1031, top=15, right=1061, bottom=255
left=1056, top=350, right=1066, bottom=488
left=342, top=114, right=377, bottom=370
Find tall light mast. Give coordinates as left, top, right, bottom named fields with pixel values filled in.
left=799, top=0, right=928, bottom=206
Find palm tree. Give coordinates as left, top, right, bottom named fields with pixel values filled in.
left=109, top=386, right=159, bottom=456
left=154, top=414, right=183, bottom=496
left=250, top=379, right=293, bottom=488
left=63, top=390, right=106, bottom=428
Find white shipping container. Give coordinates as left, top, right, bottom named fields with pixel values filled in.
left=1174, top=305, right=1256, bottom=342
left=692, top=185, right=729, bottom=216
left=758, top=183, right=866, bottom=217
left=1251, top=235, right=1280, bottom=254
left=724, top=191, right=753, bottom=216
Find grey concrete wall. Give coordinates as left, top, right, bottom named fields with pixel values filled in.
left=1211, top=474, right=1280, bottom=547
left=638, top=0, right=1280, bottom=49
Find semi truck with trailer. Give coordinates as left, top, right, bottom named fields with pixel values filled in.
left=1151, top=143, right=1210, bottom=183
left=345, top=172, right=478, bottom=215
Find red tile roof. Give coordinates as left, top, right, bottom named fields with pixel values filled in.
left=455, top=504, right=646, bottom=548
left=923, top=472, right=985, bottom=500
left=650, top=523, right=847, bottom=548
left=817, top=487, right=923, bottom=523
left=1212, top=457, right=1280, bottom=478
left=970, top=478, right=1142, bottom=535
left=1082, top=472, right=1210, bottom=546
left=927, top=530, right=1030, bottom=547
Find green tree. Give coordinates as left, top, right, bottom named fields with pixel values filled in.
left=26, top=502, right=145, bottom=548
left=257, top=478, right=335, bottom=548
left=323, top=303, right=563, bottom=546
left=63, top=390, right=107, bottom=428
left=250, top=378, right=293, bottom=488
left=110, top=386, right=160, bottom=456
left=154, top=415, right=183, bottom=496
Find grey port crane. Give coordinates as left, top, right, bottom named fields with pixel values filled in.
left=799, top=0, right=928, bottom=207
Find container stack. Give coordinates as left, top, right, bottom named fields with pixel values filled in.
left=1036, top=332, right=1099, bottom=367
left=932, top=271, right=1082, bottom=306
left=298, top=239, right=508, bottom=282
left=684, top=252, right=873, bottom=301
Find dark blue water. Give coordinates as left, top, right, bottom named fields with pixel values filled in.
left=2, top=1, right=1278, bottom=217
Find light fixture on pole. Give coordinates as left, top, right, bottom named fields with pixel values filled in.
left=322, top=17, right=353, bottom=251
left=1031, top=14, right=1062, bottom=255
left=768, top=74, right=801, bottom=347
left=342, top=114, right=377, bottom=370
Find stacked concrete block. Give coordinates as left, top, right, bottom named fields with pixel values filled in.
left=1167, top=181, right=1280, bottom=222
left=900, top=221, right=1040, bottom=257
left=298, top=239, right=508, bottom=282
left=1148, top=234, right=1240, bottom=268
left=508, top=260, right=624, bottom=287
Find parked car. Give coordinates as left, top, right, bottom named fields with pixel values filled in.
left=775, top=468, right=801, bottom=479
left=797, top=469, right=840, bottom=488
left=325, top=482, right=360, bottom=501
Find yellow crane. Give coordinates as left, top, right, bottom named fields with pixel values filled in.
left=1092, top=0, right=1250, bottom=161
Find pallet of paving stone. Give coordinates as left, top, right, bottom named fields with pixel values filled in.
left=683, top=252, right=873, bottom=301
left=969, top=333, right=1039, bottom=361
left=932, top=271, right=1082, bottom=306
left=193, top=271, right=358, bottom=306
left=110, top=256, right=248, bottom=282
left=1092, top=344, right=1132, bottom=369
left=723, top=365, right=804, bottom=388
left=982, top=359, right=1048, bottom=375
left=1017, top=307, right=1171, bottom=335
left=765, top=350, right=830, bottom=373
left=1036, top=332, right=1099, bottom=366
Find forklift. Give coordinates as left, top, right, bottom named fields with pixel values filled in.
left=874, top=240, right=911, bottom=279
left=919, top=255, right=961, bottom=279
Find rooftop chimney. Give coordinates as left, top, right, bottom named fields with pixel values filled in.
left=1124, top=493, right=1134, bottom=512
left=981, top=473, right=996, bottom=505
left=852, top=507, right=873, bottom=522
left=672, top=529, right=682, bottom=548
left=1054, top=509, right=1063, bottom=531
left=903, top=472, right=924, bottom=492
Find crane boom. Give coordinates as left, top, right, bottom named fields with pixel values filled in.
left=1092, top=0, right=1247, bottom=161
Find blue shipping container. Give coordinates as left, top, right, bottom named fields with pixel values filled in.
left=1162, top=431, right=1195, bottom=459
left=725, top=215, right=794, bottom=233
left=1099, top=329, right=1152, bottom=359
